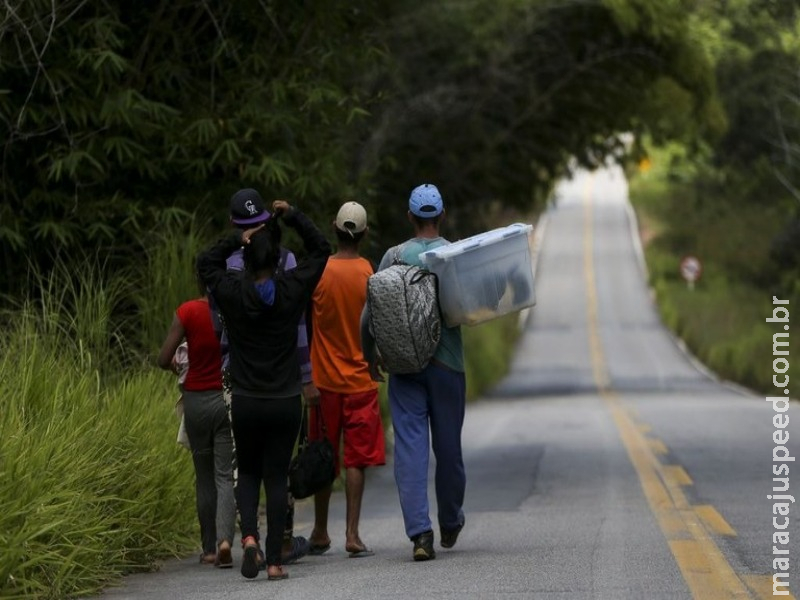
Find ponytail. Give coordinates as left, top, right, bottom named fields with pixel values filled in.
left=243, top=221, right=281, bottom=275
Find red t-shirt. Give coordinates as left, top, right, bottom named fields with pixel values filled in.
left=176, top=299, right=223, bottom=391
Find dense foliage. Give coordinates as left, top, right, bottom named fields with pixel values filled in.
left=1, top=0, right=385, bottom=298
left=2, top=0, right=731, bottom=305
left=628, top=1, right=799, bottom=393
left=633, top=1, right=799, bottom=299
left=362, top=0, right=723, bottom=238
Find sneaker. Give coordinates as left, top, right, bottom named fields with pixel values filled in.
left=440, top=519, right=464, bottom=549
left=411, top=530, right=436, bottom=562
left=241, top=536, right=260, bottom=579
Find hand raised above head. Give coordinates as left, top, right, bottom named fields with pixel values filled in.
left=240, top=223, right=265, bottom=245
left=272, top=200, right=291, bottom=216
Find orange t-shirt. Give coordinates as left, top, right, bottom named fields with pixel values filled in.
left=310, top=256, right=377, bottom=393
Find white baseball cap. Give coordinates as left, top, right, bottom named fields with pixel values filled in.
left=335, top=201, right=368, bottom=237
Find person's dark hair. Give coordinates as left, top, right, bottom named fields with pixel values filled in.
left=410, top=213, right=442, bottom=228
left=335, top=228, right=365, bottom=246
left=243, top=218, right=282, bottom=275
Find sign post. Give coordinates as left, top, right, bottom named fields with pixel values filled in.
left=679, top=255, right=702, bottom=291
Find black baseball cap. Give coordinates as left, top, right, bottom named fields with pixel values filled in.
left=230, top=188, right=270, bottom=225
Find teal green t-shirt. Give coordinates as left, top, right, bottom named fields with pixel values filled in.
left=378, top=238, right=465, bottom=373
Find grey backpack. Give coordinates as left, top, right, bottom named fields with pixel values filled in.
left=367, top=256, right=441, bottom=374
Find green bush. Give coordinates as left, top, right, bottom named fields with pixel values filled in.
left=649, top=275, right=799, bottom=393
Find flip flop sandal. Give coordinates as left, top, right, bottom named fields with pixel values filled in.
left=282, top=536, right=310, bottom=564
left=348, top=547, right=375, bottom=558
left=215, top=544, right=233, bottom=568
left=308, top=542, right=331, bottom=556
left=267, top=567, right=289, bottom=581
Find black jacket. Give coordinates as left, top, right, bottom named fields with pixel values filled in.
left=197, top=209, right=331, bottom=398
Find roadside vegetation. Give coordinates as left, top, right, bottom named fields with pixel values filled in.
left=629, top=144, right=799, bottom=394
left=627, top=3, right=799, bottom=395
left=0, top=264, right=196, bottom=599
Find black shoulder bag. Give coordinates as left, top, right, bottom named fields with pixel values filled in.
left=288, top=405, right=336, bottom=499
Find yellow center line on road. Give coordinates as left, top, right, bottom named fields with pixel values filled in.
left=647, top=438, right=669, bottom=456
left=581, top=174, right=761, bottom=599
left=695, top=505, right=738, bottom=537
left=663, top=465, right=694, bottom=488
left=742, top=575, right=796, bottom=600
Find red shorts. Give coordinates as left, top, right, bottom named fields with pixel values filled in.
left=309, top=388, right=386, bottom=476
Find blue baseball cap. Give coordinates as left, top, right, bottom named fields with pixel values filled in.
left=408, top=184, right=443, bottom=217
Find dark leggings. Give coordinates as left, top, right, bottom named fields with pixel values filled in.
left=231, top=394, right=302, bottom=566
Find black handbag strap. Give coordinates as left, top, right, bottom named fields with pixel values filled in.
left=316, top=405, right=328, bottom=436
left=298, top=401, right=327, bottom=449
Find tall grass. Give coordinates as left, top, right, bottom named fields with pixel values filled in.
left=0, top=260, right=197, bottom=599
left=134, top=216, right=215, bottom=354
left=646, top=250, right=800, bottom=392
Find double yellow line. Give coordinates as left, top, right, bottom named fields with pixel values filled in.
left=581, top=175, right=790, bottom=600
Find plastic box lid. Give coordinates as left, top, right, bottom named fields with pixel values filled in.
left=420, top=223, right=533, bottom=263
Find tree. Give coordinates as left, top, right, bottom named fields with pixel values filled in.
left=353, top=0, right=722, bottom=241
left=0, top=0, right=385, bottom=297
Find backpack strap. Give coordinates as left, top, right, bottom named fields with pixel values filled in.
left=391, top=245, right=405, bottom=266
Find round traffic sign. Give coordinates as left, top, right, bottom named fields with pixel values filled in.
left=680, top=256, right=702, bottom=283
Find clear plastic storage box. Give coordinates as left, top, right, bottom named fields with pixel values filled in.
left=420, top=223, right=536, bottom=327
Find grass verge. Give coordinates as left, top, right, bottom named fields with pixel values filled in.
left=0, top=263, right=197, bottom=599
left=628, top=145, right=799, bottom=394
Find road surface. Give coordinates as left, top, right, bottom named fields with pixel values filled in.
left=98, top=166, right=799, bottom=599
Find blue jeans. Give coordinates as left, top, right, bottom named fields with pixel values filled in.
left=389, top=362, right=466, bottom=539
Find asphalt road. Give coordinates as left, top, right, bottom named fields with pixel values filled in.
left=98, top=166, right=800, bottom=599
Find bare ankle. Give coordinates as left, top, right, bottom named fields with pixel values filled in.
left=310, top=529, right=330, bottom=543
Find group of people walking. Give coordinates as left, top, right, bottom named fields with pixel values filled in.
left=157, top=183, right=467, bottom=581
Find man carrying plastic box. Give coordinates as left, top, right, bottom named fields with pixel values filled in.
left=360, top=183, right=466, bottom=562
